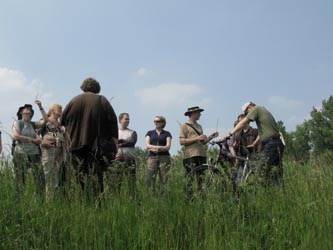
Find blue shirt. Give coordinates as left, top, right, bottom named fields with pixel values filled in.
left=145, top=129, right=172, bottom=156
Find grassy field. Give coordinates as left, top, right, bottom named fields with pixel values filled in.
left=0, top=152, right=332, bottom=250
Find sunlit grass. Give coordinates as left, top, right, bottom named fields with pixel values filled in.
left=0, top=153, right=332, bottom=249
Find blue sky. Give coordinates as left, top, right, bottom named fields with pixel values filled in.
left=1, top=0, right=332, bottom=155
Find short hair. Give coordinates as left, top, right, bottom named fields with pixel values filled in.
left=119, top=112, right=129, bottom=121
left=237, top=114, right=246, bottom=120
left=156, top=115, right=166, bottom=128
left=47, top=104, right=62, bottom=117
left=80, top=78, right=101, bottom=94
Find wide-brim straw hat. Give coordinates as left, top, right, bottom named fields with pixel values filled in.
left=184, top=106, right=204, bottom=116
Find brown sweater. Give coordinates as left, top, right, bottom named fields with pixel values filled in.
left=61, top=92, right=118, bottom=151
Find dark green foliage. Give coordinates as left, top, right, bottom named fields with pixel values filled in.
left=308, top=96, right=333, bottom=154
left=283, top=95, right=333, bottom=162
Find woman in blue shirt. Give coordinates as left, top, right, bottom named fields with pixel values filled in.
left=145, top=116, right=172, bottom=194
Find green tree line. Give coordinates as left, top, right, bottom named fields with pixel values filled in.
left=278, top=95, right=333, bottom=162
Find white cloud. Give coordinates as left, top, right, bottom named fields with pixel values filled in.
left=135, top=83, right=208, bottom=107
left=136, top=67, right=153, bottom=77
left=0, top=67, right=54, bottom=146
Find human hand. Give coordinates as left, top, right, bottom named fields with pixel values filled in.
left=198, top=134, right=207, bottom=142
left=220, top=134, right=231, bottom=142
left=33, top=138, right=42, bottom=145
left=210, top=131, right=219, bottom=139
left=34, top=100, right=42, bottom=108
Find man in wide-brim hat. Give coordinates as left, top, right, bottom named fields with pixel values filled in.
left=179, top=106, right=219, bottom=198
left=184, top=106, right=204, bottom=116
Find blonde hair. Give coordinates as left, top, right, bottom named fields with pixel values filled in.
left=47, top=104, right=63, bottom=117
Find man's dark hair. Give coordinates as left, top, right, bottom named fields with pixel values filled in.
left=80, top=78, right=101, bottom=94
left=237, top=114, right=246, bottom=121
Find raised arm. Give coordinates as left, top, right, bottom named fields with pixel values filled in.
left=34, top=100, right=48, bottom=128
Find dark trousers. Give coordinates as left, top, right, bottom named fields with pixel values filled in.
left=71, top=146, right=105, bottom=196
left=183, top=156, right=207, bottom=197
left=107, top=159, right=137, bottom=195
left=258, top=137, right=285, bottom=186
left=13, top=153, right=45, bottom=199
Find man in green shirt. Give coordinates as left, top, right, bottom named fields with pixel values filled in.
left=222, top=102, right=284, bottom=186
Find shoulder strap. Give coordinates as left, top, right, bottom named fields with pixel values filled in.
left=30, top=121, right=36, bottom=129
left=18, top=120, right=36, bottom=131
left=18, top=120, right=24, bottom=131
left=185, top=123, right=202, bottom=136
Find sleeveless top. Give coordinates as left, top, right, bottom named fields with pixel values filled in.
left=15, top=122, right=40, bottom=155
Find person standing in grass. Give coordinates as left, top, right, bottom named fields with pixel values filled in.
left=222, top=102, right=285, bottom=186
left=113, top=112, right=138, bottom=194
left=179, top=106, right=219, bottom=198
left=61, top=78, right=118, bottom=197
left=145, top=116, right=172, bottom=195
left=12, top=101, right=48, bottom=198
left=40, top=104, right=69, bottom=201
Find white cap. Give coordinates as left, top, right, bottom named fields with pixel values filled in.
left=242, top=102, right=252, bottom=113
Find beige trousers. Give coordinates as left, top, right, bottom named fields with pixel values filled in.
left=147, top=155, right=171, bottom=194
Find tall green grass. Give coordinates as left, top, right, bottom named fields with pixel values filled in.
left=0, top=153, right=332, bottom=250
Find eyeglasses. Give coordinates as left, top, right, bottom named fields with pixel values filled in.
left=154, top=120, right=162, bottom=123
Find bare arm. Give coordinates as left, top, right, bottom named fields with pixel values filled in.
left=34, top=100, right=48, bottom=128
left=146, top=136, right=157, bottom=153
left=12, top=121, right=41, bottom=145
left=158, top=137, right=171, bottom=152
left=221, top=117, right=250, bottom=142
left=203, top=131, right=219, bottom=145
left=229, top=146, right=237, bottom=157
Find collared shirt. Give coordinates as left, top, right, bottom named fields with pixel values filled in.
left=146, top=129, right=172, bottom=157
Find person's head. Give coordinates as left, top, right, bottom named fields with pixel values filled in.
left=80, top=78, right=101, bottom=94
left=184, top=106, right=204, bottom=121
left=17, top=104, right=34, bottom=121
left=21, top=107, right=33, bottom=122
left=154, top=115, right=166, bottom=129
left=242, top=102, right=256, bottom=115
left=237, top=113, right=246, bottom=121
left=119, top=113, right=130, bottom=129
left=47, top=104, right=63, bottom=118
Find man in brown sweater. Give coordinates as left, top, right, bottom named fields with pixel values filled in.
left=62, top=78, right=118, bottom=195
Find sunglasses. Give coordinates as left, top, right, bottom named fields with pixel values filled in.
left=154, top=120, right=162, bottom=123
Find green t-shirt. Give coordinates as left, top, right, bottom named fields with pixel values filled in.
left=246, top=106, right=279, bottom=142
